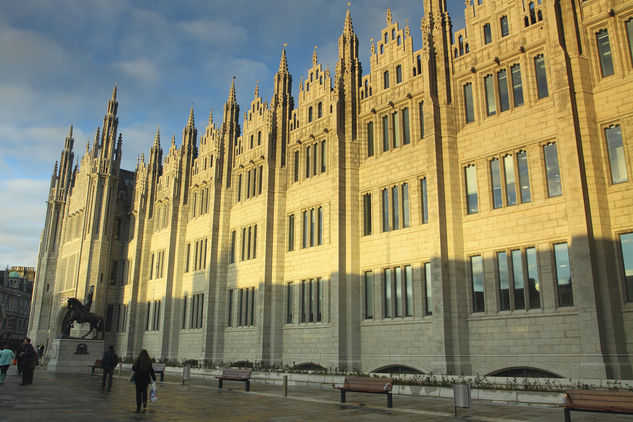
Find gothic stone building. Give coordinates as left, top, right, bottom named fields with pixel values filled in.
left=29, top=0, right=633, bottom=379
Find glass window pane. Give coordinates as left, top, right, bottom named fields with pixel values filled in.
left=421, top=178, right=428, bottom=224
left=490, top=159, right=503, bottom=209
left=321, top=140, right=326, bottom=173
left=384, top=70, right=390, bottom=89
left=302, top=211, right=308, bottom=248
left=384, top=268, right=392, bottom=318
left=392, top=111, right=400, bottom=148
left=288, top=215, right=294, bottom=251
left=364, top=271, right=374, bottom=319
left=627, top=19, right=633, bottom=68
left=305, top=146, right=310, bottom=178
left=293, top=150, right=299, bottom=182
left=287, top=283, right=293, bottom=323
left=465, top=165, right=479, bottom=214
left=605, top=125, right=628, bottom=184
left=498, top=69, right=509, bottom=112
left=484, top=23, right=492, bottom=44
left=620, top=233, right=633, bottom=302
left=511, top=64, right=524, bottom=107
left=484, top=75, right=496, bottom=116
left=512, top=250, right=525, bottom=310
left=526, top=247, right=540, bottom=308
left=471, top=255, right=485, bottom=312
left=402, top=108, right=410, bottom=145
left=396, top=65, right=402, bottom=83
left=504, top=155, right=517, bottom=206
left=425, top=263, right=432, bottom=315
left=544, top=143, right=562, bottom=197
left=363, top=193, right=372, bottom=236
left=498, top=252, right=510, bottom=311
left=596, top=29, right=614, bottom=77
left=405, top=265, right=413, bottom=317
left=517, top=151, right=531, bottom=203
left=535, top=55, right=549, bottom=99
left=419, top=101, right=425, bottom=138
left=395, top=267, right=402, bottom=317
left=391, top=186, right=399, bottom=230
left=382, top=115, right=390, bottom=152
left=367, top=121, right=374, bottom=157
left=402, top=183, right=410, bottom=228
left=382, top=188, right=390, bottom=231
left=310, top=208, right=315, bottom=247
left=501, top=16, right=509, bottom=37
left=464, top=83, right=475, bottom=123
left=554, top=243, right=573, bottom=307
left=317, top=207, right=323, bottom=245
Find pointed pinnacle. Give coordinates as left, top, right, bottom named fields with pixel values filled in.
left=228, top=78, right=237, bottom=103
left=188, top=105, right=195, bottom=127
left=94, top=127, right=100, bottom=141
left=279, top=48, right=288, bottom=73
left=68, top=124, right=73, bottom=138
left=112, top=83, right=117, bottom=100
left=344, top=8, right=354, bottom=33
left=386, top=8, right=392, bottom=24
left=254, top=83, right=259, bottom=99
left=154, top=128, right=160, bottom=146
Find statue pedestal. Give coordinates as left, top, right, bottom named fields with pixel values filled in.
left=46, top=338, right=104, bottom=373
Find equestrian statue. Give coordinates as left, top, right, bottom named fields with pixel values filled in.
left=61, top=291, right=104, bottom=339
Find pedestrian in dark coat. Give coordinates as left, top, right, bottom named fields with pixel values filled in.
left=16, top=339, right=27, bottom=375
left=18, top=338, right=37, bottom=385
left=101, top=345, right=119, bottom=391
left=131, top=349, right=156, bottom=413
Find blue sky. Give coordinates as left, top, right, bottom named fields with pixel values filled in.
left=0, top=0, right=466, bottom=268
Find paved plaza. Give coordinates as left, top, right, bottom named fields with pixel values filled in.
left=0, top=365, right=631, bottom=421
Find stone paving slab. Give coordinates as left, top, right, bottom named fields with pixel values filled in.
left=0, top=365, right=630, bottom=421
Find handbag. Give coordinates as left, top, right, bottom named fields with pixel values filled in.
left=150, top=381, right=158, bottom=403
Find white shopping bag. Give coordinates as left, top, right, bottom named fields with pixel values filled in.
left=150, top=381, right=158, bottom=403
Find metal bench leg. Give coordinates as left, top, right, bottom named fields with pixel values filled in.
left=387, top=393, right=393, bottom=408
left=564, top=408, right=571, bottom=422
left=340, top=390, right=346, bottom=403
left=245, top=380, right=250, bottom=392
left=218, top=379, right=223, bottom=389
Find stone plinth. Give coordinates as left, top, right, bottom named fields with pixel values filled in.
left=46, top=338, right=104, bottom=373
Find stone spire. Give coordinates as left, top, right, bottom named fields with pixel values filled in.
left=112, top=83, right=117, bottom=101
left=228, top=78, right=237, bottom=104
left=187, top=105, right=195, bottom=127
left=343, top=7, right=354, bottom=34
left=279, top=48, right=288, bottom=74
left=254, top=83, right=259, bottom=99
left=312, top=46, right=318, bottom=66
left=153, top=128, right=160, bottom=147
left=386, top=8, right=392, bottom=24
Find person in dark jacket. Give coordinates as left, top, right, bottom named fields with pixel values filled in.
left=18, top=338, right=37, bottom=385
left=131, top=349, right=156, bottom=413
left=101, top=345, right=119, bottom=391
left=16, top=338, right=28, bottom=375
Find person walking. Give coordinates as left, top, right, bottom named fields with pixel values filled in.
left=18, top=338, right=37, bottom=385
left=37, top=344, right=45, bottom=367
left=101, top=345, right=119, bottom=391
left=16, top=338, right=27, bottom=375
left=132, top=349, right=156, bottom=413
left=0, top=344, right=15, bottom=385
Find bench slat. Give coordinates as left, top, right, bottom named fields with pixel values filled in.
left=564, top=390, right=633, bottom=414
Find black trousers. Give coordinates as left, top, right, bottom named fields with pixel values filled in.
left=135, top=384, right=149, bottom=409
left=22, top=367, right=34, bottom=384
left=102, top=368, right=114, bottom=389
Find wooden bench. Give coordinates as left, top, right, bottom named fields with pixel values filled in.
left=562, top=390, right=633, bottom=421
left=152, top=364, right=166, bottom=382
left=335, top=376, right=394, bottom=408
left=215, top=368, right=252, bottom=391
left=90, top=359, right=102, bottom=376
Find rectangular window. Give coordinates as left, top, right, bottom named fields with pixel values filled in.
left=517, top=151, right=531, bottom=203
left=383, top=70, right=390, bottom=89
left=301, top=280, right=307, bottom=323
left=318, top=102, right=322, bottom=118
left=484, top=75, right=496, bottom=116
left=246, top=170, right=251, bottom=199
left=288, top=214, right=295, bottom=251
left=364, top=271, right=374, bottom=319
left=382, top=188, right=390, bottom=232
left=511, top=250, right=526, bottom=310
left=402, top=107, right=410, bottom=145
left=252, top=225, right=257, bottom=259
left=249, top=288, right=255, bottom=326
left=363, top=193, right=372, bottom=236
left=305, top=146, right=310, bottom=178
left=596, top=29, right=614, bottom=77
left=286, top=282, right=293, bottom=323
left=544, top=143, right=562, bottom=197
left=396, top=65, right=402, bottom=83
left=367, top=121, right=374, bottom=157
left=241, top=228, right=246, bottom=260
left=504, top=155, right=517, bottom=206
left=404, top=265, right=413, bottom=317
left=302, top=210, right=308, bottom=248
left=227, top=289, right=233, bottom=326
left=500, top=15, right=509, bottom=37
left=627, top=19, right=633, bottom=67
left=526, top=247, right=540, bottom=308
left=471, top=255, right=485, bottom=312
left=418, top=101, right=424, bottom=139
left=317, top=207, right=323, bottom=246
left=149, top=253, right=154, bottom=279
left=321, top=140, right=326, bottom=173
left=382, top=115, right=390, bottom=152
left=247, top=226, right=251, bottom=260
left=534, top=55, right=549, bottom=99
left=511, top=64, right=524, bottom=107
left=554, top=243, right=573, bottom=307
left=308, top=106, right=313, bottom=123
left=257, top=131, right=261, bottom=145
left=313, top=143, right=317, bottom=176
left=384, top=268, right=392, bottom=318
left=316, top=278, right=322, bottom=322
left=464, top=83, right=475, bottom=123
left=425, top=262, right=432, bottom=315
left=238, top=289, right=244, bottom=326
left=498, top=252, right=510, bottom=311
left=182, top=295, right=188, bottom=329
left=258, top=165, right=263, bottom=194
left=392, top=111, right=400, bottom=148
left=490, top=158, right=503, bottom=209
left=465, top=165, right=479, bottom=214
left=420, top=177, right=428, bottom=224
left=310, top=208, right=315, bottom=247
left=394, top=266, right=402, bottom=317
left=391, top=185, right=399, bottom=230
left=619, top=233, right=633, bottom=302
left=294, top=150, right=299, bottom=182
left=484, top=23, right=492, bottom=44
left=605, top=125, right=628, bottom=184
left=402, top=183, right=410, bottom=228
left=230, top=231, right=236, bottom=263
left=497, top=69, right=509, bottom=112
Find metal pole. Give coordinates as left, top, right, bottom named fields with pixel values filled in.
left=283, top=375, right=288, bottom=397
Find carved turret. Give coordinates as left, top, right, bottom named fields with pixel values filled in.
left=273, top=49, right=293, bottom=166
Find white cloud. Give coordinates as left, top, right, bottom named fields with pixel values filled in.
left=113, top=59, right=160, bottom=85
left=178, top=19, right=248, bottom=46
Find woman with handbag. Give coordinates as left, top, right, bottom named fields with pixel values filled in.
left=131, top=349, right=156, bottom=413
left=0, top=344, right=15, bottom=384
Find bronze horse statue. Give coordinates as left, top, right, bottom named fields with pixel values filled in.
left=61, top=297, right=104, bottom=339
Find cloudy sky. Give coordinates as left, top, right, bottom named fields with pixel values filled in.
left=0, top=0, right=466, bottom=269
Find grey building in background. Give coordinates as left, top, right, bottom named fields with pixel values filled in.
left=0, top=267, right=34, bottom=347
